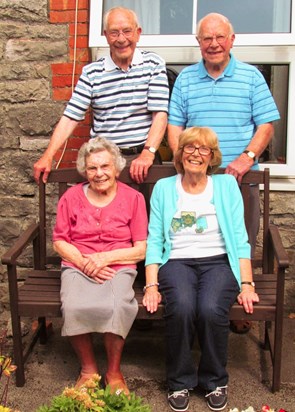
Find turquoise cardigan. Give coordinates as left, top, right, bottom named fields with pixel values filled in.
left=145, top=174, right=251, bottom=286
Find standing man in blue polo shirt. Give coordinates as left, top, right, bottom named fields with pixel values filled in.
left=167, top=13, right=280, bottom=410
left=34, top=7, right=169, bottom=184
left=168, top=12, right=280, bottom=253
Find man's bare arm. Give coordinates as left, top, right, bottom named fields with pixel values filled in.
left=130, top=111, right=168, bottom=183
left=167, top=124, right=184, bottom=155
left=225, top=122, right=274, bottom=183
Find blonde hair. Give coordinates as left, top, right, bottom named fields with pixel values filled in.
left=174, top=127, right=222, bottom=175
left=76, top=137, right=126, bottom=177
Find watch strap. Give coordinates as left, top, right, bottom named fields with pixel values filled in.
left=144, top=145, right=156, bottom=154
left=243, top=150, right=256, bottom=162
left=241, top=281, right=255, bottom=287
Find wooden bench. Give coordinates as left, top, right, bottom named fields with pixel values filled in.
left=1, top=165, right=289, bottom=391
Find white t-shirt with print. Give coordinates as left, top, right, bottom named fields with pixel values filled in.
left=169, top=175, right=226, bottom=259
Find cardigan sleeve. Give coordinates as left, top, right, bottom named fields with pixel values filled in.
left=213, top=174, right=251, bottom=259
left=145, top=181, right=166, bottom=265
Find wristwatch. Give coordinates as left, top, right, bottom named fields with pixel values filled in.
left=144, top=145, right=156, bottom=154
left=241, top=281, right=255, bottom=287
left=243, top=150, right=256, bottom=162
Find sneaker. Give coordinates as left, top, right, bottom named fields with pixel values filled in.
left=167, top=389, right=190, bottom=411
left=205, top=386, right=228, bottom=411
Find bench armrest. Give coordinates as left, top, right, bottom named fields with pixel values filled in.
left=1, top=222, right=39, bottom=266
left=269, top=224, right=289, bottom=269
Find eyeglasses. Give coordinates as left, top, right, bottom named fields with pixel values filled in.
left=198, top=34, right=229, bottom=46
left=107, top=29, right=135, bottom=39
left=181, top=145, right=213, bottom=156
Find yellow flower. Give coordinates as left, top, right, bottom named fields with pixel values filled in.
left=0, top=356, right=17, bottom=377
left=95, top=399, right=106, bottom=407
left=0, top=406, right=11, bottom=412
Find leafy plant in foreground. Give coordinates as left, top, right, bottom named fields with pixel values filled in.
left=36, top=374, right=151, bottom=412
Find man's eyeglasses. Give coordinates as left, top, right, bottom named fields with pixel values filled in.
left=181, top=145, right=213, bottom=156
left=198, top=34, right=229, bottom=46
left=108, top=29, right=135, bottom=39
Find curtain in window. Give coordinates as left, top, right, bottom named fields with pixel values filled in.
left=103, top=0, right=160, bottom=34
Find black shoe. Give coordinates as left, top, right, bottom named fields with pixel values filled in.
left=205, top=386, right=227, bottom=411
left=167, top=389, right=189, bottom=411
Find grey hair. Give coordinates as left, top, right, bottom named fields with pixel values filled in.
left=76, top=137, right=126, bottom=177
left=103, top=7, right=139, bottom=31
left=196, top=13, right=234, bottom=37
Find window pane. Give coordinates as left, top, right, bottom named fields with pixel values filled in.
left=103, top=0, right=292, bottom=34
left=103, top=0, right=194, bottom=34
left=160, top=0, right=194, bottom=34
left=197, top=0, right=291, bottom=33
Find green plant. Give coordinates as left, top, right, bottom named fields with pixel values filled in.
left=36, top=374, right=151, bottom=412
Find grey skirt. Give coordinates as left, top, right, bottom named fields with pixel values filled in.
left=60, top=266, right=138, bottom=339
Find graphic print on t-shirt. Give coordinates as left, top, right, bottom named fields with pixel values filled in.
left=171, top=211, right=208, bottom=234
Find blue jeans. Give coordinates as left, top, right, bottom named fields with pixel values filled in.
left=158, top=254, right=239, bottom=391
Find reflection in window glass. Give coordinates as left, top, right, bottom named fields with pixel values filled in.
left=103, top=0, right=194, bottom=34
left=197, top=0, right=291, bottom=33
left=160, top=0, right=194, bottom=34
left=103, top=0, right=291, bottom=34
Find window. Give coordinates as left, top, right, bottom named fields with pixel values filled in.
left=89, top=0, right=295, bottom=178
left=90, top=0, right=294, bottom=46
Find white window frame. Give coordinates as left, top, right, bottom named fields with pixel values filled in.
left=89, top=0, right=295, bottom=47
left=89, top=0, right=295, bottom=180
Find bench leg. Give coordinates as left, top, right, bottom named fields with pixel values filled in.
left=38, top=317, right=48, bottom=344
left=272, top=319, right=284, bottom=392
left=10, top=314, right=25, bottom=387
left=263, top=321, right=271, bottom=350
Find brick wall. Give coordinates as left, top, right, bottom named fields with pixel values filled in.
left=50, top=0, right=91, bottom=168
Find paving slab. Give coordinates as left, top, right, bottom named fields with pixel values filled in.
left=3, top=317, right=295, bottom=412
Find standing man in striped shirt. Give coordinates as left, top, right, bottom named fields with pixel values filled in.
left=34, top=7, right=169, bottom=185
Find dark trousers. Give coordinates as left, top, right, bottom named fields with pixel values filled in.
left=158, top=255, right=239, bottom=391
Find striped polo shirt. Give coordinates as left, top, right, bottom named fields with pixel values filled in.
left=168, top=54, right=280, bottom=168
left=64, top=48, right=169, bottom=147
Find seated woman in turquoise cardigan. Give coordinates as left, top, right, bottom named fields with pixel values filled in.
left=143, top=126, right=259, bottom=412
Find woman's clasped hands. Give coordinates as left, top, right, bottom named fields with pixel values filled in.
left=81, top=252, right=116, bottom=283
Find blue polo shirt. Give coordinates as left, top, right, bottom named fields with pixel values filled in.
left=64, top=48, right=169, bottom=147
left=168, top=54, right=280, bottom=167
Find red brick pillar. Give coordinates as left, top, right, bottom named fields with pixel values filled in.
left=49, top=0, right=91, bottom=168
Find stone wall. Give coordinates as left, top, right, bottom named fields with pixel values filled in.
left=0, top=0, right=91, bottom=314
left=0, top=0, right=294, bottom=317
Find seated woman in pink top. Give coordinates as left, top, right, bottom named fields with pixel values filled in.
left=53, top=137, right=148, bottom=394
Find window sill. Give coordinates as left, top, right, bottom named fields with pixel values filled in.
left=270, top=177, right=295, bottom=192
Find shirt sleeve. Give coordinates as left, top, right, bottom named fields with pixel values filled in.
left=168, top=71, right=188, bottom=126
left=52, top=193, right=72, bottom=243
left=252, top=68, right=280, bottom=125
left=129, top=191, right=148, bottom=242
left=147, top=55, right=169, bottom=113
left=63, top=66, right=92, bottom=121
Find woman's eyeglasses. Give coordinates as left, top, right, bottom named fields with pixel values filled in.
left=181, top=145, right=213, bottom=156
